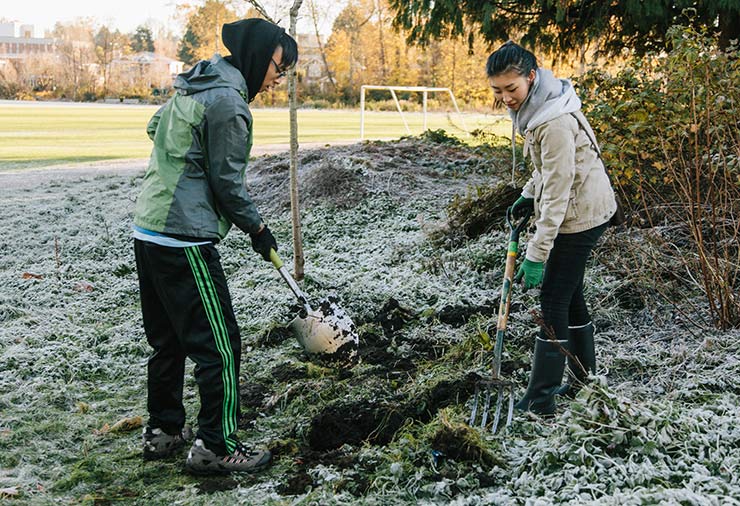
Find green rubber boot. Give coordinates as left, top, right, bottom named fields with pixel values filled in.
left=514, top=335, right=569, bottom=415
left=556, top=322, right=595, bottom=398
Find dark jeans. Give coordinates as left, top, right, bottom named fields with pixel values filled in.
left=539, top=223, right=608, bottom=341
left=134, top=239, right=241, bottom=456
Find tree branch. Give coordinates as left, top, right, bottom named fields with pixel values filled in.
left=244, top=0, right=276, bottom=24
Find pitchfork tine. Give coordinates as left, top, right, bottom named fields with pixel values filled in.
left=506, top=385, right=515, bottom=427
left=491, top=388, right=504, bottom=433
left=480, top=388, right=492, bottom=428
left=469, top=383, right=480, bottom=426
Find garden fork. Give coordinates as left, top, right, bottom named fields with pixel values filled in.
left=469, top=207, right=531, bottom=433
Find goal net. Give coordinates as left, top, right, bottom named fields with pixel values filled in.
left=359, top=85, right=469, bottom=140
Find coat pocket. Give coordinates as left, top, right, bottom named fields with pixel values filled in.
left=565, top=190, right=579, bottom=220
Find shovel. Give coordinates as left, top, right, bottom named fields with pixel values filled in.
left=270, top=249, right=359, bottom=362
left=469, top=208, right=532, bottom=432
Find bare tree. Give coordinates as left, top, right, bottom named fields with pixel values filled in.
left=244, top=0, right=276, bottom=21
left=94, top=26, right=128, bottom=97
left=287, top=0, right=305, bottom=279
left=245, top=0, right=305, bottom=279
left=375, top=0, right=387, bottom=80
left=53, top=20, right=96, bottom=101
left=307, top=0, right=337, bottom=93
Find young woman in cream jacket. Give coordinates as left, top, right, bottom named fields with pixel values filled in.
left=486, top=41, right=618, bottom=415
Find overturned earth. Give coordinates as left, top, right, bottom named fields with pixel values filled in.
left=1, top=131, right=737, bottom=505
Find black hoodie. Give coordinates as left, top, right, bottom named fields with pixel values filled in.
left=222, top=18, right=285, bottom=102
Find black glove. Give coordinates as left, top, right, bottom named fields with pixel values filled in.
left=250, top=225, right=277, bottom=262
left=509, top=195, right=534, bottom=219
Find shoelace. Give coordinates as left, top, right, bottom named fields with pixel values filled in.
left=232, top=440, right=257, bottom=458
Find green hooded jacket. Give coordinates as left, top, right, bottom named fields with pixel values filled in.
left=134, top=54, right=262, bottom=240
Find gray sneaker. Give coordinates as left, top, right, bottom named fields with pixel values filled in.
left=185, top=438, right=272, bottom=475
left=142, top=426, right=192, bottom=461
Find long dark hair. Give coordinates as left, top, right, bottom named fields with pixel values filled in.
left=485, top=41, right=538, bottom=78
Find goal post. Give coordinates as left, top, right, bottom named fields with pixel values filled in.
left=359, top=85, right=469, bottom=140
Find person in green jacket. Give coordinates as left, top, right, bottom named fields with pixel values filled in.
left=486, top=41, right=617, bottom=415
left=133, top=18, right=297, bottom=474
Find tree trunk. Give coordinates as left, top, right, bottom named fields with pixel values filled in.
left=451, top=43, right=456, bottom=92
left=308, top=0, right=337, bottom=92
left=376, top=0, right=387, bottom=80
left=289, top=0, right=305, bottom=280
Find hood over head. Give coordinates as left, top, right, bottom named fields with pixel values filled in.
left=221, top=18, right=285, bottom=102
left=173, top=54, right=246, bottom=97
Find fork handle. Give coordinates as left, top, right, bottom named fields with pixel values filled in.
left=493, top=238, right=519, bottom=376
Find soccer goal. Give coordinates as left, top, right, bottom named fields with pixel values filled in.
left=359, top=85, right=469, bottom=140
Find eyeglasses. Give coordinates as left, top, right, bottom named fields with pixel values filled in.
left=271, top=58, right=286, bottom=78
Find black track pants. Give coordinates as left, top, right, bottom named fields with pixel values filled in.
left=134, top=239, right=241, bottom=456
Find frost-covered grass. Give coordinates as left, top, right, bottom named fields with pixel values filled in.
left=0, top=136, right=738, bottom=505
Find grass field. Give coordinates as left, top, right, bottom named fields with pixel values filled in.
left=0, top=101, right=509, bottom=171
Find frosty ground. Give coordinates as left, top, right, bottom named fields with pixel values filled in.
left=0, top=134, right=738, bottom=505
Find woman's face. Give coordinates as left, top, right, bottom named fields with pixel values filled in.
left=488, top=69, right=536, bottom=111
left=259, top=45, right=286, bottom=93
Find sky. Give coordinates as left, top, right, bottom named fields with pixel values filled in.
left=2, top=0, right=342, bottom=38
left=3, top=1, right=185, bottom=37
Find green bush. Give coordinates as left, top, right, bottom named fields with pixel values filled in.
left=300, top=98, right=333, bottom=109
left=575, top=25, right=740, bottom=217
left=576, top=24, right=740, bottom=328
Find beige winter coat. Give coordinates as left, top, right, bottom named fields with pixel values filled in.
left=521, top=111, right=617, bottom=263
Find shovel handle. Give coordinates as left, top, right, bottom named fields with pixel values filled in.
left=270, top=249, right=312, bottom=314
left=506, top=207, right=533, bottom=240
left=270, top=248, right=283, bottom=269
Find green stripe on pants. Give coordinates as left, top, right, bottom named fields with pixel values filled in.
left=185, top=246, right=237, bottom=453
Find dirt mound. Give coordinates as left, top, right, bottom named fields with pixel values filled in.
left=246, top=133, right=497, bottom=213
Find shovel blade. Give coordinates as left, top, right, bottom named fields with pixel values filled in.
left=291, top=296, right=359, bottom=362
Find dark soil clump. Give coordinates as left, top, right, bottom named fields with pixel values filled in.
left=437, top=302, right=497, bottom=326
left=307, top=399, right=407, bottom=451
left=358, top=323, right=416, bottom=370
left=277, top=470, right=313, bottom=496
left=271, top=362, right=308, bottom=382
left=373, top=298, right=417, bottom=336
left=435, top=182, right=522, bottom=245
left=306, top=373, right=479, bottom=451
left=239, top=382, right=270, bottom=425
left=256, top=325, right=294, bottom=347
left=240, top=381, right=269, bottom=407
left=195, top=476, right=240, bottom=494
left=430, top=422, right=501, bottom=468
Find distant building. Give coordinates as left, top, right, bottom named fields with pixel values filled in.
left=0, top=22, right=54, bottom=61
left=295, top=32, right=333, bottom=91
left=110, top=51, right=184, bottom=89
